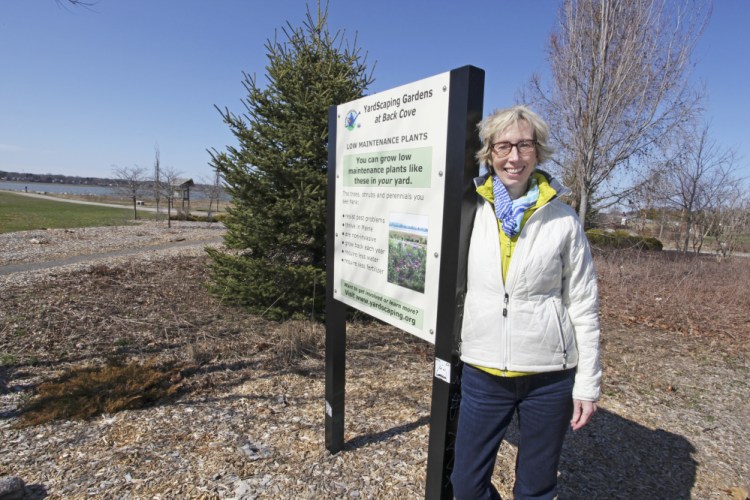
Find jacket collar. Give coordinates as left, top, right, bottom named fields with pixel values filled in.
left=473, top=168, right=571, bottom=204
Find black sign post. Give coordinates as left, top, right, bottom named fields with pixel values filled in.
left=423, top=65, right=484, bottom=498
left=325, top=107, right=347, bottom=454
left=325, top=65, right=484, bottom=499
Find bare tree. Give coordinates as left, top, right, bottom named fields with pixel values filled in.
left=112, top=165, right=147, bottom=220
left=524, top=0, right=710, bottom=227
left=714, top=194, right=750, bottom=258
left=664, top=125, right=738, bottom=253
left=702, top=187, right=749, bottom=259
left=626, top=170, right=665, bottom=233
left=153, top=144, right=162, bottom=214
left=160, top=166, right=182, bottom=228
left=202, top=170, right=225, bottom=218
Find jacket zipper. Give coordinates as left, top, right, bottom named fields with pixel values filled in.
left=498, top=197, right=552, bottom=372
left=503, top=292, right=509, bottom=370
left=554, top=309, right=568, bottom=369
left=478, top=172, right=565, bottom=373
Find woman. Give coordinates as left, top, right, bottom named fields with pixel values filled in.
left=451, top=105, right=601, bottom=499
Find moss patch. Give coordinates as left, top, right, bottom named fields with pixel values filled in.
left=16, top=359, right=195, bottom=427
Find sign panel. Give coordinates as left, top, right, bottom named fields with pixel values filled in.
left=333, top=72, right=451, bottom=342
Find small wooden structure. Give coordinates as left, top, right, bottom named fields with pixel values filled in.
left=172, top=178, right=195, bottom=213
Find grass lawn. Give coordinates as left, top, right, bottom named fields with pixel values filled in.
left=0, top=191, right=157, bottom=234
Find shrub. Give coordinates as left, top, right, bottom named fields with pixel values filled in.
left=170, top=213, right=227, bottom=223
left=586, top=228, right=663, bottom=251
left=206, top=8, right=372, bottom=320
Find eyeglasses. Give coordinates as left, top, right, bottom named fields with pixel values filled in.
left=491, top=140, right=537, bottom=157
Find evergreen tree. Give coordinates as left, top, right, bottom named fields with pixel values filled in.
left=207, top=4, right=373, bottom=320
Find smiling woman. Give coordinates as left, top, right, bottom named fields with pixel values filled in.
left=451, top=105, right=601, bottom=500
left=0, top=191, right=154, bottom=234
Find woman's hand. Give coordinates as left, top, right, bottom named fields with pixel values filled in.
left=570, top=399, right=597, bottom=431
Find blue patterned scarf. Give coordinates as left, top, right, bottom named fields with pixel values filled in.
left=493, top=176, right=539, bottom=237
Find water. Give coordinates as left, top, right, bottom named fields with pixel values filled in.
left=0, top=180, right=226, bottom=200
left=0, top=180, right=117, bottom=196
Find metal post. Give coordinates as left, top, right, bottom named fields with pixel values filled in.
left=424, top=65, right=484, bottom=499
left=326, top=105, right=347, bottom=453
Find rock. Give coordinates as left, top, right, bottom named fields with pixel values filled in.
left=239, top=442, right=272, bottom=461
left=0, top=476, right=26, bottom=500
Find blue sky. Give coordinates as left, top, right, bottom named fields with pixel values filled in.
left=1, top=0, right=748, bottom=183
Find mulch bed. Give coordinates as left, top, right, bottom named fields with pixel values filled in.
left=1, top=251, right=748, bottom=498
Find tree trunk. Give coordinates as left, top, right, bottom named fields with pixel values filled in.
left=682, top=211, right=692, bottom=254
left=578, top=189, right=589, bottom=228
left=658, top=207, right=666, bottom=241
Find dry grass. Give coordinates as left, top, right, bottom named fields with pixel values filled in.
left=595, top=248, right=750, bottom=343
left=1, top=256, right=302, bottom=370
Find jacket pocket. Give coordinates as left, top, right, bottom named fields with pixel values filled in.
left=548, top=297, right=572, bottom=368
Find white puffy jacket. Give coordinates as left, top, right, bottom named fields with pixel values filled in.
left=460, top=175, right=602, bottom=402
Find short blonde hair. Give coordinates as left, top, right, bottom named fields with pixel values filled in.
left=476, top=105, right=554, bottom=168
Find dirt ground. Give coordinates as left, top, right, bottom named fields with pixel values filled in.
left=0, top=240, right=748, bottom=498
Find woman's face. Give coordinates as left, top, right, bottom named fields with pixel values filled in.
left=490, top=120, right=538, bottom=199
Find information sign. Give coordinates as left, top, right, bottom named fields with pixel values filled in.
left=332, top=72, right=451, bottom=342
left=326, top=66, right=485, bottom=499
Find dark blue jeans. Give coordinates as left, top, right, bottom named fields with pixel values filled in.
left=451, top=364, right=575, bottom=500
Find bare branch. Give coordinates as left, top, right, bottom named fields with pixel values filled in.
left=662, top=124, right=742, bottom=253
left=159, top=166, right=184, bottom=229
left=55, top=0, right=99, bottom=10
left=525, top=0, right=711, bottom=227
left=111, top=165, right=147, bottom=220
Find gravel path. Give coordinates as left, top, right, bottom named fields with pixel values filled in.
left=0, top=221, right=226, bottom=286
left=0, top=237, right=224, bottom=276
